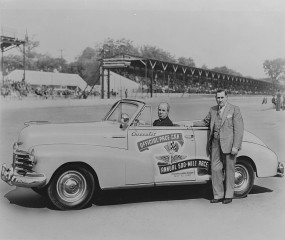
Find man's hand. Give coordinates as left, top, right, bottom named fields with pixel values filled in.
left=231, top=147, right=239, bottom=155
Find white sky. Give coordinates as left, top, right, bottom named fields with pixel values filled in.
left=1, top=0, right=285, bottom=78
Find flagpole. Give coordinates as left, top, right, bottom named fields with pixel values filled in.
left=23, top=30, right=28, bottom=82
left=23, top=41, right=25, bottom=82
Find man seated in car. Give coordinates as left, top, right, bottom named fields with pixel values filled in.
left=153, top=102, right=174, bottom=126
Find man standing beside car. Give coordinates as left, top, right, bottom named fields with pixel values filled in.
left=192, top=89, right=244, bottom=204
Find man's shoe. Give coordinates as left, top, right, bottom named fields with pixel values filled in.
left=223, top=198, right=232, bottom=204
left=210, top=199, right=222, bottom=203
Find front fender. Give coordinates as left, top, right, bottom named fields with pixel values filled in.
left=238, top=142, right=278, bottom=177
left=32, top=144, right=127, bottom=188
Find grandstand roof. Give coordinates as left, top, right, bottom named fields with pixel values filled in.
left=5, top=70, right=87, bottom=90
left=103, top=54, right=272, bottom=85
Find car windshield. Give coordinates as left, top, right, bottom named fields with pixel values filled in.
left=105, top=102, right=139, bottom=122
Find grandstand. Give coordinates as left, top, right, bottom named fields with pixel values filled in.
left=101, top=54, right=281, bottom=98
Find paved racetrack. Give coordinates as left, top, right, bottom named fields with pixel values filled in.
left=0, top=95, right=284, bottom=240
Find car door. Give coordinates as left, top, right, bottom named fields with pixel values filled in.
left=192, top=126, right=210, bottom=161
left=127, top=125, right=196, bottom=185
left=126, top=106, right=197, bottom=185
left=151, top=126, right=196, bottom=185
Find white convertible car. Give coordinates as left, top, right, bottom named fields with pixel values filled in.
left=1, top=99, right=284, bottom=210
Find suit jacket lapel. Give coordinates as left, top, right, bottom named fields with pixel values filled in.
left=210, top=106, right=218, bottom=135
left=221, top=103, right=231, bottom=126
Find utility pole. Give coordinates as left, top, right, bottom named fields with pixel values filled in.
left=59, top=49, right=63, bottom=60
left=23, top=41, right=26, bottom=82
left=58, top=49, right=64, bottom=72
left=1, top=49, right=4, bottom=85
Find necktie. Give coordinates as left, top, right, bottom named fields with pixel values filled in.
left=218, top=107, right=222, bottom=116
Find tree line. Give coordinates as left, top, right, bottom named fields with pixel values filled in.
left=2, top=37, right=285, bottom=86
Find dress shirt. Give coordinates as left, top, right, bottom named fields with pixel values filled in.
left=218, top=103, right=227, bottom=116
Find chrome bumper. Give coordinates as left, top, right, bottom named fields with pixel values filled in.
left=1, top=164, right=46, bottom=188
left=277, top=162, right=284, bottom=177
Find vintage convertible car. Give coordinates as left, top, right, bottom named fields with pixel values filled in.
left=1, top=99, right=284, bottom=210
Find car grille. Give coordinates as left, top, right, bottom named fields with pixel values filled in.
left=13, top=151, right=34, bottom=175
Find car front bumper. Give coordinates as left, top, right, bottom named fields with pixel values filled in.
left=1, top=164, right=46, bottom=188
left=277, top=162, right=284, bottom=177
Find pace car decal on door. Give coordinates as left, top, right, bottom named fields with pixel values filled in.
left=137, top=133, right=184, bottom=152
left=155, top=139, right=209, bottom=175
left=131, top=131, right=209, bottom=181
left=158, top=159, right=210, bottom=174
left=156, top=141, right=187, bottom=165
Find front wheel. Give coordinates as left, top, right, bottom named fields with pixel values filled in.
left=47, top=165, right=95, bottom=210
left=234, top=159, right=255, bottom=198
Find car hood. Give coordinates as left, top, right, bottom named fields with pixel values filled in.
left=243, top=131, right=267, bottom=147
left=18, top=121, right=127, bottom=150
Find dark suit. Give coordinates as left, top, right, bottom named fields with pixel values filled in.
left=193, top=103, right=244, bottom=199
left=153, top=116, right=173, bottom=126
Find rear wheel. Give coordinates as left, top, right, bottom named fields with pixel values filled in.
left=234, top=159, right=255, bottom=198
left=47, top=165, right=95, bottom=210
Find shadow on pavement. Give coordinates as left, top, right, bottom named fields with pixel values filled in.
left=94, top=184, right=214, bottom=206
left=259, top=106, right=275, bottom=111
left=3, top=184, right=273, bottom=209
left=4, top=187, right=55, bottom=209
left=249, top=185, right=273, bottom=195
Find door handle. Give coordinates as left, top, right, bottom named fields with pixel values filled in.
left=185, top=134, right=194, bottom=140
left=111, top=135, right=126, bottom=138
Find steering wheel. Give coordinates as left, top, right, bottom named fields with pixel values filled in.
left=133, top=119, right=140, bottom=126
left=133, top=119, right=146, bottom=126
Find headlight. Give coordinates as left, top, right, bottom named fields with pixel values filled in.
left=13, top=142, right=23, bottom=152
left=30, top=149, right=37, bottom=165
left=13, top=142, right=18, bottom=152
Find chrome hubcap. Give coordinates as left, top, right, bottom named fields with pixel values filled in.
left=57, top=171, right=87, bottom=203
left=235, top=165, right=249, bottom=191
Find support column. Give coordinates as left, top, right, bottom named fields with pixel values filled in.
left=1, top=50, right=4, bottom=85
left=182, top=67, right=187, bottom=87
left=101, top=66, right=104, bottom=99
left=168, top=74, right=170, bottom=95
left=162, top=63, right=168, bottom=91
left=150, top=69, right=153, bottom=98
left=172, top=64, right=178, bottom=93
left=107, top=69, right=110, bottom=99
left=23, top=42, right=26, bottom=82
left=149, top=60, right=156, bottom=98
left=145, top=60, right=147, bottom=97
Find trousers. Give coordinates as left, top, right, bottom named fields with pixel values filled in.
left=211, top=137, right=236, bottom=199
